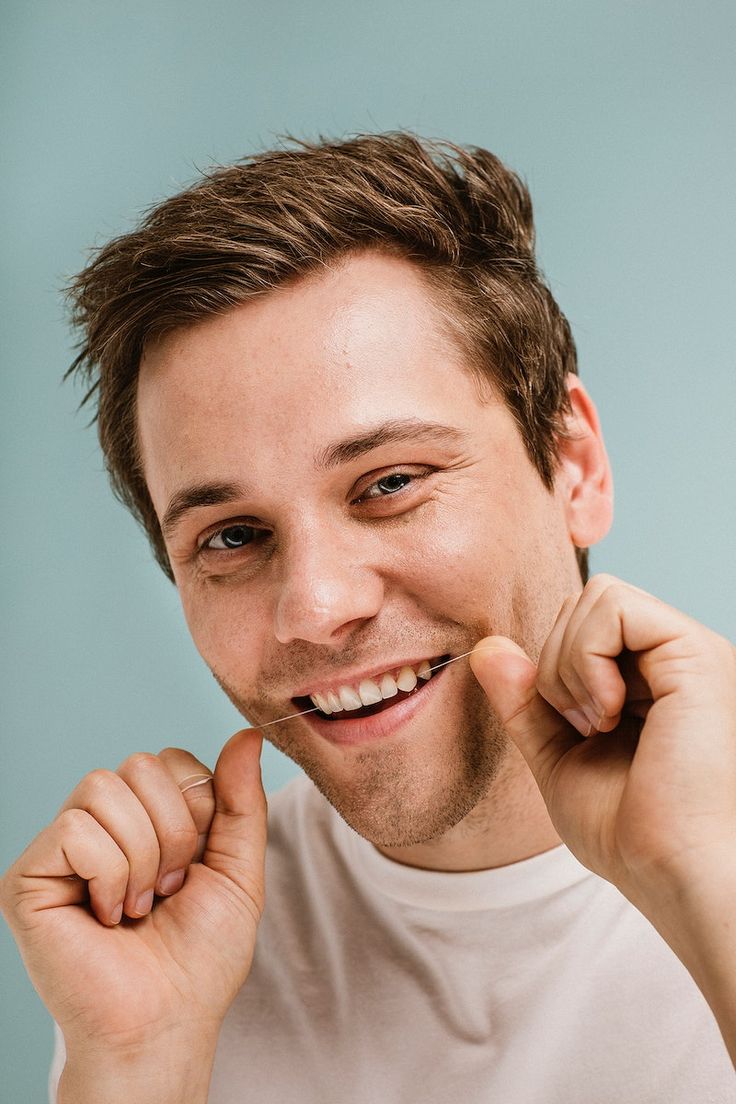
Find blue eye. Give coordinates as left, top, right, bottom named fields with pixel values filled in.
left=207, top=524, right=256, bottom=550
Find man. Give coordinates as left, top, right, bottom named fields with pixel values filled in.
left=2, top=133, right=736, bottom=1103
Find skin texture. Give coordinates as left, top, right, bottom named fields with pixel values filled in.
left=137, top=249, right=614, bottom=871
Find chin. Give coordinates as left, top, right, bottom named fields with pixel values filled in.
left=282, top=705, right=508, bottom=848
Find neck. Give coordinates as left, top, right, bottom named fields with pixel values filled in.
left=374, top=744, right=562, bottom=872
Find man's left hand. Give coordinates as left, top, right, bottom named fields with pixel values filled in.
left=470, top=574, right=736, bottom=910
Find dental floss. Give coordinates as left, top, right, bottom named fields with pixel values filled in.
left=256, top=646, right=488, bottom=730
left=179, top=774, right=215, bottom=792
left=174, top=647, right=500, bottom=785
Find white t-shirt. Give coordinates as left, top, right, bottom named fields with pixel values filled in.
left=50, top=774, right=734, bottom=1102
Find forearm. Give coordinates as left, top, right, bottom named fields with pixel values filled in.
left=58, top=1034, right=218, bottom=1104
left=632, top=856, right=736, bottom=1068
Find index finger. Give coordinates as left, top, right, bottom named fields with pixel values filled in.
left=556, top=576, right=694, bottom=726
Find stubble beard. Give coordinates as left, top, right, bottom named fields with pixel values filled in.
left=212, top=664, right=510, bottom=848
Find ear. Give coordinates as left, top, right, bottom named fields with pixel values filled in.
left=555, top=374, right=614, bottom=549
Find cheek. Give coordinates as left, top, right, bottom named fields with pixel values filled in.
left=179, top=583, right=265, bottom=682
left=394, top=474, right=563, bottom=631
left=389, top=494, right=519, bottom=620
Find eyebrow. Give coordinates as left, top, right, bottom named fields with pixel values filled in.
left=162, top=481, right=248, bottom=539
left=314, top=418, right=468, bottom=469
left=161, top=418, right=468, bottom=538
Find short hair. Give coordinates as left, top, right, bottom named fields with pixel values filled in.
left=66, top=131, right=588, bottom=584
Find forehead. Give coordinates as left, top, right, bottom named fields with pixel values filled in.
left=139, top=251, right=471, bottom=397
left=136, top=252, right=504, bottom=508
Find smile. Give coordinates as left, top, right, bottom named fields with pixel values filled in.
left=293, top=654, right=449, bottom=722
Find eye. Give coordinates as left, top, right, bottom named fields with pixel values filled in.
left=359, top=472, right=414, bottom=500
left=205, top=523, right=258, bottom=551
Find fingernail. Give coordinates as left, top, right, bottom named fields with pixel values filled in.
left=110, top=902, right=123, bottom=925
left=159, top=868, right=186, bottom=895
left=563, top=708, right=594, bottom=737
left=134, top=889, right=154, bottom=915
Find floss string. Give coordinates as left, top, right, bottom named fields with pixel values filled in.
left=256, top=647, right=485, bottom=730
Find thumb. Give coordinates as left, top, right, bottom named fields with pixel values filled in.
left=204, top=727, right=268, bottom=913
left=469, top=637, right=580, bottom=795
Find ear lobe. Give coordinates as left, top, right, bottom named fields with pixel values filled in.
left=556, top=374, right=614, bottom=549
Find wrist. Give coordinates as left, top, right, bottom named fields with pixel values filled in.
left=626, top=845, right=736, bottom=951
left=59, top=1029, right=220, bottom=1104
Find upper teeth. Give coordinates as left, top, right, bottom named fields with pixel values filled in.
left=309, top=659, right=433, bottom=715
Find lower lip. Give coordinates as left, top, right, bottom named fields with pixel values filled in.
left=299, top=665, right=447, bottom=747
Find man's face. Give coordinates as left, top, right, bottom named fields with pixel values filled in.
left=137, top=251, right=586, bottom=847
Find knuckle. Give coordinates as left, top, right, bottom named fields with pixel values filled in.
left=586, top=572, right=620, bottom=591
left=85, top=768, right=121, bottom=797
left=711, top=631, right=735, bottom=662
left=588, top=580, right=627, bottom=618
left=120, top=751, right=161, bottom=776
left=156, top=747, right=212, bottom=782
left=607, top=580, right=630, bottom=603
left=58, top=807, right=93, bottom=835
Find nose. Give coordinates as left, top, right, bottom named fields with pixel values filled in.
left=272, top=523, right=385, bottom=645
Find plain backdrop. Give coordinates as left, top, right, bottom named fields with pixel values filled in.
left=1, top=1, right=734, bottom=1099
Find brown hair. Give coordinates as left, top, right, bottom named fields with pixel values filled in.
left=66, top=131, right=588, bottom=584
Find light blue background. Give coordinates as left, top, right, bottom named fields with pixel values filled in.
left=2, top=2, right=734, bottom=1099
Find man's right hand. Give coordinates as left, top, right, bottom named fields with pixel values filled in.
left=0, top=727, right=267, bottom=1088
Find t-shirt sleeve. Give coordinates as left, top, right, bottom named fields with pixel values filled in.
left=48, top=1021, right=65, bottom=1104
